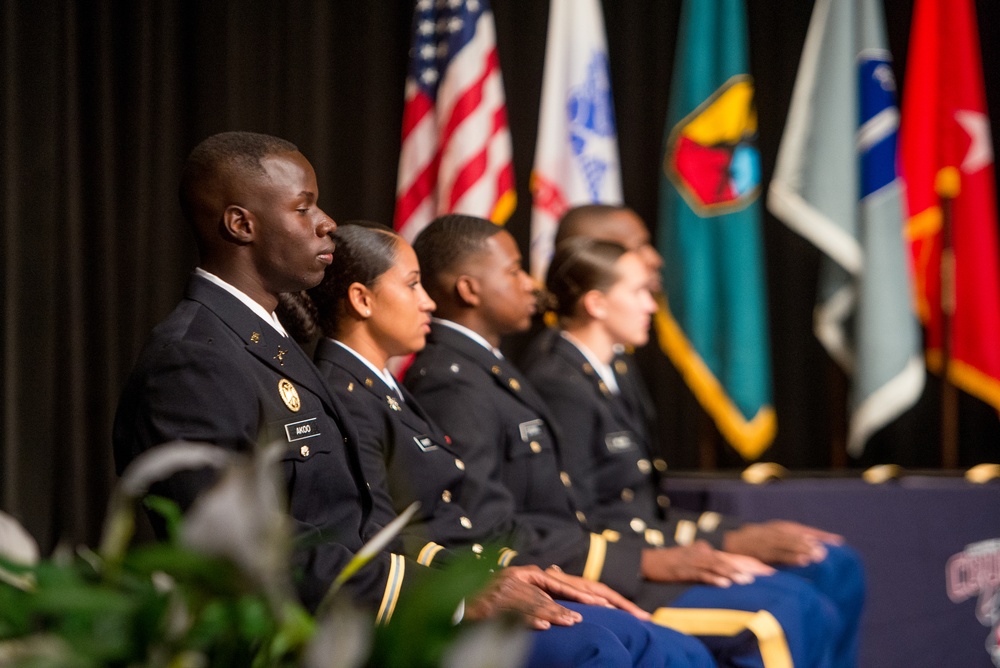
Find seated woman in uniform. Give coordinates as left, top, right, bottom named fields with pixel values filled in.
left=281, top=221, right=715, bottom=668
left=524, top=237, right=865, bottom=668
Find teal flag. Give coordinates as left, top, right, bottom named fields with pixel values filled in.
left=767, top=0, right=924, bottom=457
left=656, top=0, right=775, bottom=460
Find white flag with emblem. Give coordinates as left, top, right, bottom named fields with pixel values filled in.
left=529, top=0, right=622, bottom=281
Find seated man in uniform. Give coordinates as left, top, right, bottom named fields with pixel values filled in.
left=404, top=213, right=843, bottom=668
left=112, top=132, right=705, bottom=666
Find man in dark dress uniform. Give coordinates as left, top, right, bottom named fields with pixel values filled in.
left=111, top=131, right=396, bottom=614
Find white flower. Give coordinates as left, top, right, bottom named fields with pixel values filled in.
left=0, top=510, right=39, bottom=566
left=100, top=441, right=235, bottom=561
left=0, top=510, right=39, bottom=590
left=180, top=441, right=294, bottom=607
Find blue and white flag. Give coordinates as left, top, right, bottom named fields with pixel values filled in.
left=529, top=0, right=622, bottom=281
left=767, top=0, right=924, bottom=456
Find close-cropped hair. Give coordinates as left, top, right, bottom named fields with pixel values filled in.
left=412, top=214, right=501, bottom=298
left=545, top=237, right=628, bottom=319
left=555, top=204, right=627, bottom=246
left=178, top=131, right=297, bottom=222
left=307, top=220, right=401, bottom=337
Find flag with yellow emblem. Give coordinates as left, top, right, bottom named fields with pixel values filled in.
left=768, top=0, right=924, bottom=457
left=656, top=0, right=775, bottom=459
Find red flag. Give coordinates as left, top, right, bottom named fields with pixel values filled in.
left=900, top=0, right=1000, bottom=409
left=393, top=0, right=515, bottom=243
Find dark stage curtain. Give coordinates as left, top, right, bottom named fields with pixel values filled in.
left=2, top=0, right=998, bottom=552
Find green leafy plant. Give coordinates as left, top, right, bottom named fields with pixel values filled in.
left=0, top=441, right=529, bottom=667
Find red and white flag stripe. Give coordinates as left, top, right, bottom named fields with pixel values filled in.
left=395, top=3, right=515, bottom=244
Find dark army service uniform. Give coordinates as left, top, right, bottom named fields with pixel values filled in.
left=404, top=322, right=656, bottom=600
left=113, top=275, right=409, bottom=618
left=527, top=332, right=866, bottom=668
left=314, top=337, right=519, bottom=567
left=526, top=334, right=742, bottom=548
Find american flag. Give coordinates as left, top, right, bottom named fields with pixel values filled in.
left=394, top=0, right=516, bottom=243
left=529, top=0, right=622, bottom=280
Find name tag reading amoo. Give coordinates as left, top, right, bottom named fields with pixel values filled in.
left=518, top=419, right=545, bottom=442
left=605, top=431, right=636, bottom=453
left=278, top=378, right=300, bottom=412
left=285, top=417, right=320, bottom=442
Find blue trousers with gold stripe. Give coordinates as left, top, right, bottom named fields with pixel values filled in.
left=778, top=544, right=865, bottom=668
left=526, top=601, right=716, bottom=667
left=661, top=571, right=840, bottom=668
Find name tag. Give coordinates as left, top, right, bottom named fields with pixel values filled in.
left=285, top=417, right=320, bottom=442
left=605, top=431, right=636, bottom=453
left=518, top=419, right=545, bottom=442
left=414, top=435, right=438, bottom=452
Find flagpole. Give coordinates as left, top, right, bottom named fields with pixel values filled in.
left=936, top=167, right=961, bottom=469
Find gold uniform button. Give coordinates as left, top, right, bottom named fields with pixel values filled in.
left=645, top=529, right=665, bottom=547
left=654, top=458, right=668, bottom=472
left=620, top=488, right=635, bottom=502
left=455, top=459, right=465, bottom=471
left=491, top=365, right=502, bottom=375
left=560, top=471, right=572, bottom=487
left=441, top=490, right=452, bottom=503
left=364, top=378, right=374, bottom=387
left=509, top=378, right=521, bottom=391
left=637, top=459, right=652, bottom=474
left=300, top=445, right=310, bottom=457
left=657, top=494, right=671, bottom=509
left=529, top=441, right=542, bottom=453
left=630, top=518, right=647, bottom=533
left=575, top=510, right=587, bottom=524
left=472, top=543, right=484, bottom=554
left=460, top=517, right=473, bottom=529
